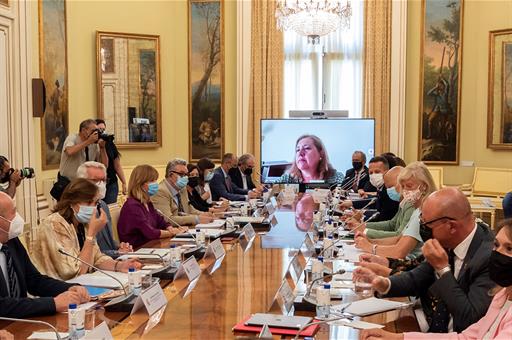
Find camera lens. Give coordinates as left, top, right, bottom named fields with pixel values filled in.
left=19, top=167, right=35, bottom=179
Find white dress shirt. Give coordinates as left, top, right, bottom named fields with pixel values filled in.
left=0, top=243, right=10, bottom=295
left=240, top=169, right=248, bottom=190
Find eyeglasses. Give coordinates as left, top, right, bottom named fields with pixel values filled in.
left=419, top=215, right=457, bottom=230
left=171, top=171, right=188, bottom=177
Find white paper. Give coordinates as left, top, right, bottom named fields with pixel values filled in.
left=78, top=301, right=98, bottom=311
left=66, top=271, right=128, bottom=289
left=195, top=219, right=225, bottom=229
left=180, top=229, right=222, bottom=238
left=333, top=319, right=385, bottom=330
left=28, top=332, right=69, bottom=340
left=83, top=322, right=113, bottom=340
left=232, top=216, right=265, bottom=223
left=242, top=223, right=256, bottom=240
left=336, top=297, right=410, bottom=316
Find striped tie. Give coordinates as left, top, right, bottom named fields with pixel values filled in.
left=1, top=245, right=20, bottom=298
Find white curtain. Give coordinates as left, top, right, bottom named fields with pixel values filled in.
left=283, top=0, right=364, bottom=118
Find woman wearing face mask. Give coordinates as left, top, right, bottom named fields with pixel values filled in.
left=196, top=157, right=216, bottom=204
left=360, top=218, right=512, bottom=340
left=278, top=135, right=344, bottom=184
left=355, top=162, right=436, bottom=259
left=117, top=165, right=187, bottom=248
left=33, top=179, right=141, bottom=280
left=186, top=164, right=227, bottom=213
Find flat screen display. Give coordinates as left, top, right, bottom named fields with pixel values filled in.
left=260, top=119, right=375, bottom=184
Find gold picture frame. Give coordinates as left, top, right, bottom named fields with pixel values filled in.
left=487, top=28, right=512, bottom=150
left=96, top=31, right=162, bottom=149
left=417, top=0, right=464, bottom=164
left=188, top=0, right=225, bottom=162
left=0, top=0, right=9, bottom=7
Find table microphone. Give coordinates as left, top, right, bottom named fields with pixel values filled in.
left=304, top=269, right=346, bottom=300
left=0, top=317, right=63, bottom=340
left=292, top=315, right=348, bottom=340
left=58, top=248, right=128, bottom=296
left=155, top=208, right=197, bottom=243
left=120, top=252, right=165, bottom=262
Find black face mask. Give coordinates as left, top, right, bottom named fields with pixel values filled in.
left=243, top=167, right=253, bottom=176
left=352, top=161, right=363, bottom=171
left=188, top=176, right=199, bottom=188
left=489, top=250, right=512, bottom=287
left=419, top=223, right=433, bottom=243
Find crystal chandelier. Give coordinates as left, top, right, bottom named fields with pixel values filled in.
left=276, top=0, right=352, bottom=44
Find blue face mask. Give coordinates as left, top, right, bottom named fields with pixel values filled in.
left=204, top=172, right=214, bottom=182
left=147, top=182, right=159, bottom=196
left=386, top=187, right=401, bottom=202
left=176, top=176, right=189, bottom=190
left=75, top=205, right=95, bottom=223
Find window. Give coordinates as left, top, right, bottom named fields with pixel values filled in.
left=283, top=0, right=364, bottom=118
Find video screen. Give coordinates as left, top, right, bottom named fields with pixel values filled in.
left=260, top=119, right=375, bottom=184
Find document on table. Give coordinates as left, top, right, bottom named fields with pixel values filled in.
left=28, top=332, right=69, bottom=340
left=334, top=297, right=410, bottom=316
left=66, top=271, right=129, bottom=289
left=195, top=219, right=226, bottom=229
left=232, top=216, right=265, bottom=223
left=333, top=319, right=385, bottom=330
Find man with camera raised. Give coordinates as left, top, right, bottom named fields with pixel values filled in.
left=0, top=156, right=35, bottom=199
left=51, top=119, right=108, bottom=200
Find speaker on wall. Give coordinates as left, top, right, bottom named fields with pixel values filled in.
left=32, top=78, right=46, bottom=118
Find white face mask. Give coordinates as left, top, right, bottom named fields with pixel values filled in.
left=0, top=212, right=25, bottom=240
left=96, top=181, right=106, bottom=200
left=369, top=173, right=384, bottom=188
left=402, top=188, right=423, bottom=203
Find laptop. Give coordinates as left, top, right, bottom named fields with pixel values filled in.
left=245, top=313, right=312, bottom=330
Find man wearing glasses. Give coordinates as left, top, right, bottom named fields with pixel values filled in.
left=151, top=158, right=214, bottom=226
left=354, top=187, right=494, bottom=333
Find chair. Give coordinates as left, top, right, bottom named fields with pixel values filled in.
left=108, top=202, right=122, bottom=243
left=426, top=166, right=444, bottom=190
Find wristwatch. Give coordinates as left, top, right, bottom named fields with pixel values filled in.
left=372, top=244, right=378, bottom=255
left=85, top=235, right=96, bottom=245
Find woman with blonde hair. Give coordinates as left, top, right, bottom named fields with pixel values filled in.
left=355, top=161, right=437, bottom=259
left=34, top=178, right=141, bottom=280
left=279, top=135, right=344, bottom=184
left=117, top=164, right=188, bottom=248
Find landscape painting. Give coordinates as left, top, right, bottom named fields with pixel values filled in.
left=418, top=0, right=464, bottom=164
left=487, top=29, right=512, bottom=149
left=39, top=0, right=69, bottom=169
left=188, top=0, right=224, bottom=162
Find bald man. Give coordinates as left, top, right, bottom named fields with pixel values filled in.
left=0, top=192, right=90, bottom=317
left=354, top=187, right=494, bottom=333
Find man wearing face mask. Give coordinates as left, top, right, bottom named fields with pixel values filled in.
left=354, top=187, right=495, bottom=333
left=340, top=151, right=370, bottom=192
left=228, top=153, right=262, bottom=192
left=77, top=162, right=133, bottom=258
left=151, top=158, right=214, bottom=226
left=0, top=192, right=90, bottom=318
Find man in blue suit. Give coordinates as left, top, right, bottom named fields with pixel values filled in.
left=210, top=153, right=260, bottom=202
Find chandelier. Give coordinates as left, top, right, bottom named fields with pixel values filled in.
left=276, top=0, right=352, bottom=44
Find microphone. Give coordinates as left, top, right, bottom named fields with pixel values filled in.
left=58, top=248, right=128, bottom=296
left=120, top=252, right=165, bottom=263
left=339, top=172, right=367, bottom=192
left=155, top=208, right=197, bottom=243
left=304, top=269, right=345, bottom=300
left=293, top=316, right=348, bottom=340
left=0, top=317, right=63, bottom=340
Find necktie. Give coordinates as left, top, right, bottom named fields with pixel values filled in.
left=1, top=245, right=20, bottom=298
left=225, top=176, right=233, bottom=193
left=352, top=171, right=360, bottom=191
left=85, top=146, right=90, bottom=162
left=427, top=250, right=456, bottom=332
left=176, top=193, right=184, bottom=213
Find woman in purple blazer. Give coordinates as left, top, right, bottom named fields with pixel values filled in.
left=117, top=165, right=188, bottom=248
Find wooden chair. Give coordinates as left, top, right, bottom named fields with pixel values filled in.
left=108, top=202, right=122, bottom=243
left=426, top=166, right=444, bottom=190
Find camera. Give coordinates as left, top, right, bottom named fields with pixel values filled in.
left=93, top=129, right=115, bottom=143
left=0, top=167, right=35, bottom=183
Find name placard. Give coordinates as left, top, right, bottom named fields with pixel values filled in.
left=84, top=322, right=113, bottom=340
left=242, top=223, right=256, bottom=241
left=131, top=282, right=168, bottom=316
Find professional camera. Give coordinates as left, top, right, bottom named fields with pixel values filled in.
left=93, top=129, right=115, bottom=143
left=0, top=167, right=35, bottom=183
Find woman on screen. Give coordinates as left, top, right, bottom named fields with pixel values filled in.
left=278, top=135, right=344, bottom=184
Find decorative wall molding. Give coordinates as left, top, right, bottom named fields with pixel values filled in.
left=236, top=0, right=251, bottom=155
left=389, top=0, right=408, bottom=158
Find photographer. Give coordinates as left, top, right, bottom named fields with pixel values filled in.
left=0, top=156, right=34, bottom=198
left=96, top=119, right=127, bottom=204
left=52, top=119, right=108, bottom=200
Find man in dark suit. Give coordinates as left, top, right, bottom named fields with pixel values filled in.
left=356, top=188, right=494, bottom=333
left=210, top=153, right=260, bottom=202
left=0, top=192, right=90, bottom=318
left=228, top=153, right=262, bottom=191
left=340, top=151, right=371, bottom=192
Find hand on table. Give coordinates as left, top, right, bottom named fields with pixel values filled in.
left=54, top=291, right=82, bottom=312
left=359, top=253, right=389, bottom=267
left=359, top=328, right=404, bottom=340
left=354, top=232, right=372, bottom=252
left=118, top=258, right=143, bottom=272
left=352, top=267, right=389, bottom=294
left=68, top=285, right=90, bottom=303
left=0, top=330, right=13, bottom=340
left=167, top=226, right=189, bottom=237
left=118, top=242, right=133, bottom=254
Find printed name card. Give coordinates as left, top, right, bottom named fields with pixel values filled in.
left=131, top=282, right=168, bottom=316
left=242, top=223, right=256, bottom=241
left=265, top=202, right=276, bottom=215
left=270, top=215, right=278, bottom=227
left=276, top=279, right=295, bottom=313
left=204, top=238, right=226, bottom=275
left=181, top=256, right=201, bottom=281
left=173, top=256, right=202, bottom=298
left=84, top=322, right=113, bottom=340
left=304, top=233, right=315, bottom=253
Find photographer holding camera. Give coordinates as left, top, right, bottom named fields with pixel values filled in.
left=95, top=119, right=127, bottom=204
left=0, top=156, right=35, bottom=198
left=51, top=119, right=108, bottom=201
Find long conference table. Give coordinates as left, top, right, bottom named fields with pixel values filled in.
left=2, top=193, right=420, bottom=339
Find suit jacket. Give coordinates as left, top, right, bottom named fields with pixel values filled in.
left=386, top=223, right=495, bottom=332
left=151, top=179, right=202, bottom=226
left=210, top=167, right=248, bottom=201
left=340, top=166, right=371, bottom=191
left=0, top=237, right=73, bottom=318
left=96, top=200, right=119, bottom=258
left=228, top=167, right=256, bottom=190
left=353, top=185, right=399, bottom=222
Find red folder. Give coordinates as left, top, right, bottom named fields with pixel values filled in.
left=232, top=315, right=320, bottom=337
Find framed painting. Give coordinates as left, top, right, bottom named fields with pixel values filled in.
left=418, top=0, right=464, bottom=164
left=96, top=31, right=162, bottom=148
left=0, top=0, right=8, bottom=7
left=487, top=28, right=512, bottom=149
left=38, top=0, right=69, bottom=170
left=188, top=0, right=224, bottom=162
